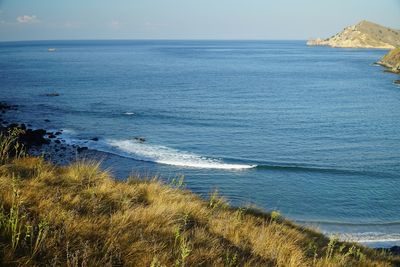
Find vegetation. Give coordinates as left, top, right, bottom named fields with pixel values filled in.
left=379, top=47, right=400, bottom=73
left=308, top=20, right=400, bottom=49
left=0, top=130, right=399, bottom=266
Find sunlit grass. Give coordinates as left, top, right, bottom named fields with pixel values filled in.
left=0, top=130, right=398, bottom=266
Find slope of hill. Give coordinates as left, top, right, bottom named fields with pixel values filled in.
left=0, top=129, right=399, bottom=266
left=378, top=47, right=400, bottom=74
left=307, top=20, right=400, bottom=49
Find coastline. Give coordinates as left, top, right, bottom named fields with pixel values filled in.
left=1, top=101, right=400, bottom=257
left=376, top=48, right=400, bottom=76
left=1, top=124, right=400, bottom=265
left=0, top=102, right=91, bottom=166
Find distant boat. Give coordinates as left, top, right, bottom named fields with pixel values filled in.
left=48, top=48, right=56, bottom=52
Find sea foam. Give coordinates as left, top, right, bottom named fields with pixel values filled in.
left=337, top=232, right=400, bottom=247
left=106, top=139, right=256, bottom=170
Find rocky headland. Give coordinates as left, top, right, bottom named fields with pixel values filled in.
left=307, top=20, right=400, bottom=49
left=377, top=47, right=400, bottom=74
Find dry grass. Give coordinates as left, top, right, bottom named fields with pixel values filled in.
left=0, top=135, right=399, bottom=266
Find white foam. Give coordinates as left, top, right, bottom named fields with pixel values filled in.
left=106, top=139, right=256, bottom=170
left=336, top=232, right=400, bottom=247
left=124, top=112, right=135, bottom=115
left=62, top=128, right=76, bottom=134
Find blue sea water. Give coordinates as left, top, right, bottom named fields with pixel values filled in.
left=0, top=40, right=399, bottom=247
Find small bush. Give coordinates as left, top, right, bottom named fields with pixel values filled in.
left=0, top=128, right=25, bottom=164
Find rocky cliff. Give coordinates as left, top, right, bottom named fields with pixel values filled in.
left=307, top=20, right=400, bottom=49
left=378, top=47, right=400, bottom=74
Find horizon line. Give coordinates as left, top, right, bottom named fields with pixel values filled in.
left=0, top=38, right=309, bottom=43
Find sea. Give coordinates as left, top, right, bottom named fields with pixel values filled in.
left=0, top=40, right=399, bottom=248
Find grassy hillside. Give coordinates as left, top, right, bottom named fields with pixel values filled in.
left=378, top=47, right=400, bottom=74
left=0, top=129, right=399, bottom=266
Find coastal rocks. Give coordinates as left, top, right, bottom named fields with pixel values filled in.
left=377, top=47, right=400, bottom=84
left=77, top=146, right=88, bottom=153
left=0, top=102, right=17, bottom=114
left=19, top=128, right=50, bottom=147
left=306, top=38, right=326, bottom=46
left=91, top=137, right=99, bottom=141
left=0, top=102, right=95, bottom=165
left=47, top=133, right=56, bottom=139
left=377, top=47, right=400, bottom=74
left=134, top=136, right=146, bottom=143
left=45, top=92, right=60, bottom=97
left=307, top=20, right=400, bottom=49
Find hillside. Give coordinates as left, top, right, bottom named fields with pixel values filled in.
left=307, top=20, right=400, bottom=49
left=0, top=130, right=399, bottom=266
left=378, top=47, right=400, bottom=74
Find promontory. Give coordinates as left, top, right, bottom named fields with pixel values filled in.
left=378, top=47, right=400, bottom=74
left=307, top=20, right=400, bottom=49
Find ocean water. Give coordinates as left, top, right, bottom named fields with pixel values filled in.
left=0, top=40, right=399, bottom=247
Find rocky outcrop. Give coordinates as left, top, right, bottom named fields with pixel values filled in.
left=377, top=47, right=400, bottom=73
left=307, top=20, right=400, bottom=49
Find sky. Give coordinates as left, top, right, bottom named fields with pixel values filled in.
left=0, top=0, right=399, bottom=41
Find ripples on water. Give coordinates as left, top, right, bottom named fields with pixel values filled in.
left=0, top=40, right=399, bottom=247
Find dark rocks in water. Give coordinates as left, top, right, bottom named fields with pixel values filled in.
left=394, top=80, right=400, bottom=85
left=134, top=136, right=146, bottom=143
left=61, top=146, right=66, bottom=150
left=45, top=92, right=60, bottom=97
left=55, top=140, right=61, bottom=144
left=48, top=134, right=56, bottom=139
left=31, top=128, right=46, bottom=136
left=44, top=119, right=50, bottom=122
left=0, top=102, right=17, bottom=112
left=55, top=131, right=62, bottom=135
left=77, top=146, right=88, bottom=153
left=91, top=137, right=99, bottom=141
left=19, top=128, right=50, bottom=147
left=0, top=102, right=10, bottom=110
left=20, top=124, right=26, bottom=130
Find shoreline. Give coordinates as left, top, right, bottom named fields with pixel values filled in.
left=0, top=102, right=90, bottom=166
left=1, top=152, right=398, bottom=265
left=1, top=101, right=400, bottom=255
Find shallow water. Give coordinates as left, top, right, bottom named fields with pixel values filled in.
left=1, top=40, right=399, bottom=247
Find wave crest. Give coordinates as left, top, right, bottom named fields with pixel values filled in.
left=337, top=232, right=400, bottom=247
left=105, top=139, right=256, bottom=170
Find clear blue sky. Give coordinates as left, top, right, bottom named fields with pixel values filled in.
left=0, top=0, right=399, bottom=41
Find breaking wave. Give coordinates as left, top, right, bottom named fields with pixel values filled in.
left=105, top=139, right=256, bottom=170
left=65, top=137, right=256, bottom=170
